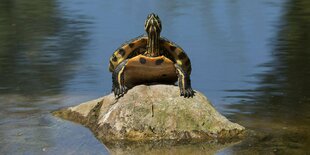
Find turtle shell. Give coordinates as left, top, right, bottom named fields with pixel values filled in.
left=109, top=36, right=191, bottom=76
left=124, top=54, right=177, bottom=87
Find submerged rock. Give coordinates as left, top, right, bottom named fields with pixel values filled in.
left=53, top=85, right=245, bottom=143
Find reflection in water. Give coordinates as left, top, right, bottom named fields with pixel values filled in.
left=0, top=0, right=103, bottom=154
left=225, top=0, right=310, bottom=154
left=106, top=140, right=241, bottom=155
left=0, top=0, right=88, bottom=96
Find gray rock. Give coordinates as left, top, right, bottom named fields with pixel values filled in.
left=53, top=85, right=245, bottom=143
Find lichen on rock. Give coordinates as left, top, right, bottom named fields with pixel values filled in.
left=53, top=85, right=245, bottom=143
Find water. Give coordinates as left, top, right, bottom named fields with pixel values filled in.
left=0, top=0, right=309, bottom=154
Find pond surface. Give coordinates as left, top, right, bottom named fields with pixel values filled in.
left=0, top=0, right=309, bottom=154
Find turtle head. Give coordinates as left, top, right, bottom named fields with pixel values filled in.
left=144, top=13, right=162, bottom=36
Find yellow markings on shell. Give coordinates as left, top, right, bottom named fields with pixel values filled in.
left=109, top=37, right=148, bottom=72
left=163, top=41, right=188, bottom=66
left=176, top=60, right=183, bottom=66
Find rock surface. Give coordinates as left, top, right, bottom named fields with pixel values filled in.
left=53, top=85, right=245, bottom=143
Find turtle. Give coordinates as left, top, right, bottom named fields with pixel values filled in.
left=109, top=13, right=194, bottom=98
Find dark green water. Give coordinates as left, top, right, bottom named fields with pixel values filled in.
left=0, top=0, right=309, bottom=154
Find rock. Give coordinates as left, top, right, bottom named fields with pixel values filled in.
left=53, top=85, right=245, bottom=143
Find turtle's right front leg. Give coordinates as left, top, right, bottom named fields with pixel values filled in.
left=112, top=59, right=128, bottom=98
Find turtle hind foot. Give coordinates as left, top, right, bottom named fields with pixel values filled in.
left=180, top=87, right=195, bottom=98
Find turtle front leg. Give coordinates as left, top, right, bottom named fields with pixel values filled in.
left=175, top=64, right=195, bottom=98
left=112, top=60, right=128, bottom=98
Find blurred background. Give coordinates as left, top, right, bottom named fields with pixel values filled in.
left=0, top=0, right=309, bottom=154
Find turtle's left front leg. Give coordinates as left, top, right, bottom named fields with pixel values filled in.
left=175, top=64, right=195, bottom=98
left=112, top=59, right=128, bottom=98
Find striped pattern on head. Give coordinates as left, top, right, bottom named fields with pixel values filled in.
left=144, top=13, right=162, bottom=35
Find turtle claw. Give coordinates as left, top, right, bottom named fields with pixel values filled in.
left=112, top=87, right=118, bottom=97
left=120, top=86, right=128, bottom=96
left=180, top=91, right=184, bottom=96
left=113, top=85, right=128, bottom=98
left=180, top=87, right=195, bottom=98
